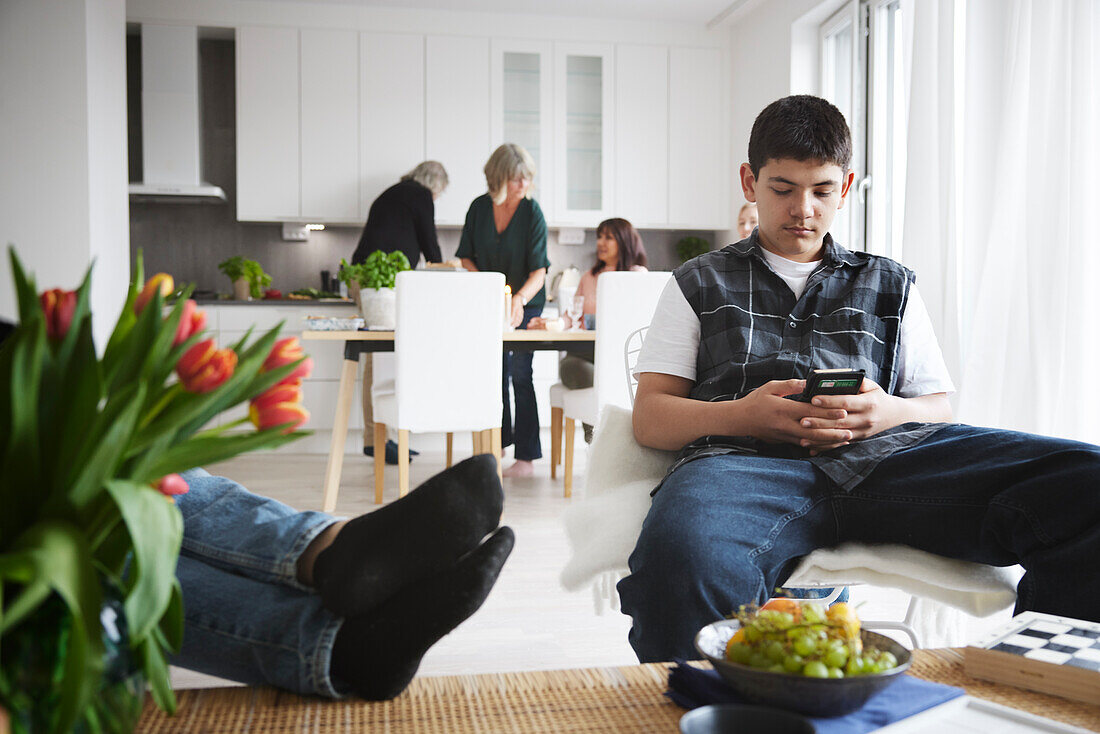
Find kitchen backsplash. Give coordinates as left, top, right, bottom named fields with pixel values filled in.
left=128, top=37, right=716, bottom=297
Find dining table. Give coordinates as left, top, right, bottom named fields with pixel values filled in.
left=301, top=329, right=596, bottom=511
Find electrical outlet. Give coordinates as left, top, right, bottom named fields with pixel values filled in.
left=557, top=227, right=586, bottom=245
left=282, top=223, right=308, bottom=241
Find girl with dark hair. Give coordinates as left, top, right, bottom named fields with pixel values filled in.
left=529, top=219, right=648, bottom=440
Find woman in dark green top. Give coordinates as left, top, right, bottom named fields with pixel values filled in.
left=457, top=143, right=549, bottom=478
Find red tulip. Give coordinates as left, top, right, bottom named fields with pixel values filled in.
left=249, top=382, right=309, bottom=434
left=176, top=339, right=237, bottom=393
left=173, top=299, right=207, bottom=346
left=155, top=473, right=189, bottom=497
left=40, top=288, right=77, bottom=340
left=262, top=337, right=313, bottom=385
left=135, top=273, right=174, bottom=314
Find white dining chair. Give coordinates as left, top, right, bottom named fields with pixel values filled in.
left=371, top=271, right=505, bottom=502
left=550, top=271, right=671, bottom=497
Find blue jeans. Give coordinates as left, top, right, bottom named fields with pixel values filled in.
left=617, top=424, right=1100, bottom=662
left=172, top=468, right=345, bottom=697
left=502, top=306, right=543, bottom=461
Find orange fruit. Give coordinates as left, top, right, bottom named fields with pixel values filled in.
left=724, top=627, right=746, bottom=658
left=761, top=598, right=802, bottom=621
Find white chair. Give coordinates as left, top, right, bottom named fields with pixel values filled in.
left=549, top=271, right=671, bottom=497
left=372, top=271, right=505, bottom=502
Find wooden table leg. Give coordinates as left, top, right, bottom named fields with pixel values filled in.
left=472, top=431, right=482, bottom=455
left=322, top=357, right=357, bottom=513
left=491, top=427, right=502, bottom=480
left=373, top=422, right=386, bottom=504
left=446, top=432, right=454, bottom=467
left=550, top=406, right=563, bottom=479
left=398, top=429, right=410, bottom=497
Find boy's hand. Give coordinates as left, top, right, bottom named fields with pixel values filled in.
left=797, top=378, right=901, bottom=454
left=739, top=379, right=852, bottom=448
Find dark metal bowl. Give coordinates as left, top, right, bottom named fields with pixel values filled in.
left=694, top=619, right=912, bottom=717
left=679, top=704, right=815, bottom=734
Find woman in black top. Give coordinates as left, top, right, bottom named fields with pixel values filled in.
left=354, top=161, right=448, bottom=464
left=352, top=161, right=449, bottom=268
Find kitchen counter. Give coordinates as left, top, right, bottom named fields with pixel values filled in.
left=194, top=298, right=354, bottom=306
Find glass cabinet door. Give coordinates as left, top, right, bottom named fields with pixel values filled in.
left=554, top=43, right=613, bottom=224
left=491, top=40, right=553, bottom=218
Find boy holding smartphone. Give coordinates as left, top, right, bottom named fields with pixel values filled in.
left=619, top=95, right=1100, bottom=662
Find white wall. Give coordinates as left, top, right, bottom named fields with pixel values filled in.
left=0, top=0, right=129, bottom=345
left=725, top=0, right=833, bottom=237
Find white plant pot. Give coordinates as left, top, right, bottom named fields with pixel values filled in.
left=360, top=287, right=396, bottom=329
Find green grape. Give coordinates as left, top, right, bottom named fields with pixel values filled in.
left=749, top=653, right=771, bottom=669
left=744, top=625, right=762, bottom=643
left=879, top=651, right=898, bottom=670
left=827, top=666, right=845, bottom=679
left=792, top=635, right=816, bottom=658
left=782, top=654, right=804, bottom=673
left=768, top=663, right=785, bottom=673
left=728, top=642, right=752, bottom=665
left=765, top=641, right=786, bottom=663
left=803, top=661, right=829, bottom=678
left=845, top=656, right=865, bottom=676
left=824, top=646, right=849, bottom=668
left=802, top=603, right=827, bottom=624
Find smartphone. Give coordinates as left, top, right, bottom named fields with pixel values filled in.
left=788, top=369, right=865, bottom=402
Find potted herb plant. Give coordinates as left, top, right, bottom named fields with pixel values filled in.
left=0, top=248, right=312, bottom=733
left=217, top=256, right=272, bottom=301
left=340, top=251, right=410, bottom=329
left=675, top=235, right=712, bottom=264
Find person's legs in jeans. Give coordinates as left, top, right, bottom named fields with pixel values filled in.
left=617, top=454, right=838, bottom=662
left=836, top=424, right=1100, bottom=622
left=502, top=307, right=543, bottom=475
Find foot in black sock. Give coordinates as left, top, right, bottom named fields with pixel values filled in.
left=330, top=526, right=515, bottom=700
left=313, top=454, right=504, bottom=617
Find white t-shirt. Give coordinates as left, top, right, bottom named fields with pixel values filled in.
left=635, top=250, right=955, bottom=398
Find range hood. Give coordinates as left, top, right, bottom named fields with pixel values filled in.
left=129, top=25, right=226, bottom=203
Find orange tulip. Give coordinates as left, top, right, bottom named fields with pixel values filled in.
left=135, top=273, right=174, bottom=314
left=155, top=473, right=189, bottom=497
left=40, top=288, right=77, bottom=340
left=262, top=337, right=313, bottom=385
left=249, top=382, right=309, bottom=434
left=173, top=299, right=207, bottom=346
left=176, top=339, right=237, bottom=393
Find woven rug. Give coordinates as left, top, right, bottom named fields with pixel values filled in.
left=138, top=651, right=1100, bottom=733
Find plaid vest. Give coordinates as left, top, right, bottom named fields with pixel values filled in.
left=675, top=233, right=913, bottom=403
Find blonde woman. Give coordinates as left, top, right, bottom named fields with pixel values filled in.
left=457, top=144, right=550, bottom=478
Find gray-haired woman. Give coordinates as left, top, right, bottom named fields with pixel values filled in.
left=352, top=161, right=449, bottom=269
left=457, top=144, right=549, bottom=478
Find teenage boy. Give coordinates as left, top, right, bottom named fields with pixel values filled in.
left=618, top=95, right=1100, bottom=662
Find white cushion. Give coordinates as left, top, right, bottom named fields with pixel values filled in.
left=561, top=387, right=597, bottom=426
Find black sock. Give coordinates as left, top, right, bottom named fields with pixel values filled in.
left=330, top=526, right=515, bottom=700
left=313, top=454, right=504, bottom=617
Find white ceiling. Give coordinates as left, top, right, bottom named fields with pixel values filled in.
left=259, top=0, right=758, bottom=28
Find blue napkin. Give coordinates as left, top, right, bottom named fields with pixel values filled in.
left=667, top=661, right=965, bottom=733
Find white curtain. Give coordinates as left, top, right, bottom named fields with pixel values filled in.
left=902, top=0, right=1100, bottom=443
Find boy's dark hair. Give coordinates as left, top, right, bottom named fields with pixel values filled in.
left=748, top=95, right=852, bottom=176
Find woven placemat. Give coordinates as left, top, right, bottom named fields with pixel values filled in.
left=138, top=664, right=681, bottom=733
left=139, top=651, right=1099, bottom=733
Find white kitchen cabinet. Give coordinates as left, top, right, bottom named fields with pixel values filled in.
left=491, top=39, right=554, bottom=220
left=614, top=44, right=669, bottom=228
left=360, top=33, right=425, bottom=219
left=301, top=29, right=359, bottom=222
left=426, top=35, right=491, bottom=225
left=669, top=46, right=728, bottom=229
left=236, top=27, right=299, bottom=222
left=553, top=42, right=614, bottom=226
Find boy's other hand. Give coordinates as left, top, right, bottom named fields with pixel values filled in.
left=798, top=378, right=901, bottom=454
left=740, top=379, right=851, bottom=448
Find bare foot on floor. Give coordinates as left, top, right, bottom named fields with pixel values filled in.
left=502, top=460, right=535, bottom=478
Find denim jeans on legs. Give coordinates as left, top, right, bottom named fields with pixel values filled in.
left=617, top=424, right=1100, bottom=662
left=502, top=306, right=543, bottom=461
left=171, top=468, right=345, bottom=697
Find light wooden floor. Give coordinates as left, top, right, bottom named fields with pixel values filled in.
left=170, top=428, right=1012, bottom=690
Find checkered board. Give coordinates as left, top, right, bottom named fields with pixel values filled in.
left=965, top=611, right=1100, bottom=704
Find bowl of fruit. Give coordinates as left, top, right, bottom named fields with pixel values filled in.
left=693, top=600, right=911, bottom=717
